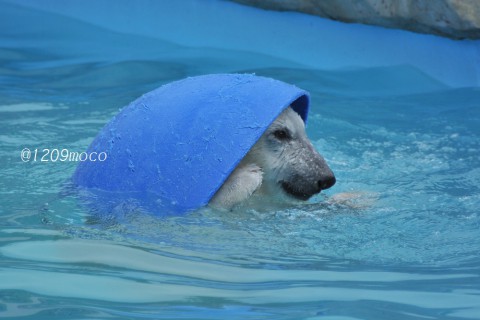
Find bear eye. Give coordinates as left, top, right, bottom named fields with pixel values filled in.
left=273, top=129, right=291, bottom=141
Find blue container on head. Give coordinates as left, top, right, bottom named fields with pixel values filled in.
left=73, top=74, right=310, bottom=215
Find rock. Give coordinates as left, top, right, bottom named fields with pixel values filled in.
left=231, top=0, right=480, bottom=39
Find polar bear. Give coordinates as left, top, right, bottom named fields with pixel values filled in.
left=210, top=106, right=336, bottom=210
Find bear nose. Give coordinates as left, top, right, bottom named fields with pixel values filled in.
left=318, top=175, right=336, bottom=190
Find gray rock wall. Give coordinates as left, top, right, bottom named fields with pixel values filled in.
left=231, top=0, right=480, bottom=39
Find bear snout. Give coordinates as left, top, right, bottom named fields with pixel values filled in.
left=318, top=173, right=336, bottom=191
left=281, top=169, right=335, bottom=200
left=280, top=155, right=336, bottom=200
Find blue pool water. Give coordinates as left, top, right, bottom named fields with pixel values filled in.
left=1, top=2, right=480, bottom=319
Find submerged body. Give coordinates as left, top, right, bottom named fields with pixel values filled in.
left=210, top=107, right=336, bottom=210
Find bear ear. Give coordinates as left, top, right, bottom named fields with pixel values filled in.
left=290, top=94, right=310, bottom=124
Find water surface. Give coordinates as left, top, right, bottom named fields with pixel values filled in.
left=1, top=3, right=479, bottom=319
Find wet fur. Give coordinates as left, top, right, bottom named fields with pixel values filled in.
left=210, top=107, right=335, bottom=210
